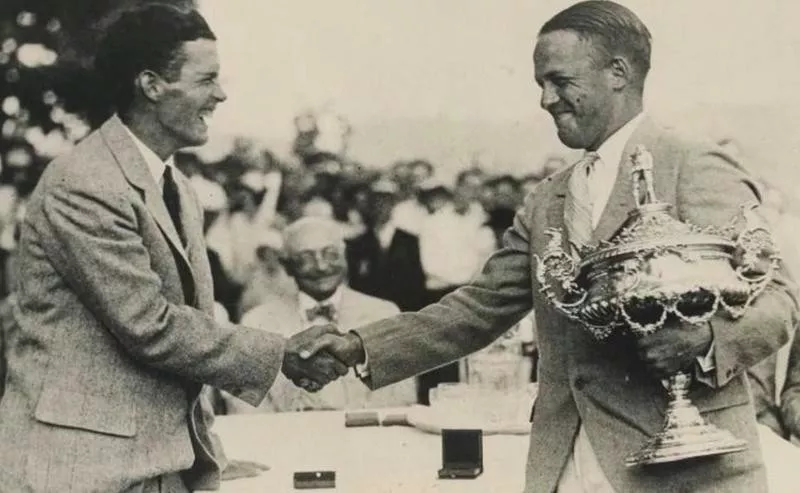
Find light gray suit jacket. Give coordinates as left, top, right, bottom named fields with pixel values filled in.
left=226, top=286, right=416, bottom=413
left=0, top=116, right=286, bottom=492
left=354, top=118, right=798, bottom=493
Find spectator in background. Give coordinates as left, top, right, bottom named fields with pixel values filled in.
left=419, top=177, right=495, bottom=304
left=483, top=174, right=523, bottom=248
left=227, top=217, right=416, bottom=412
left=347, top=178, right=427, bottom=312
left=237, top=226, right=295, bottom=318
left=190, top=174, right=244, bottom=321
left=205, top=153, right=283, bottom=288
left=393, top=159, right=434, bottom=234
left=416, top=175, right=495, bottom=404
left=453, top=168, right=488, bottom=224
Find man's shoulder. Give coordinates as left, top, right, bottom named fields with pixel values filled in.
left=638, top=117, right=721, bottom=159
left=38, top=125, right=121, bottom=192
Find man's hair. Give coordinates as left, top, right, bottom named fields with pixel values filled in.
left=282, top=217, right=345, bottom=258
left=94, top=4, right=216, bottom=115
left=540, top=1, right=652, bottom=81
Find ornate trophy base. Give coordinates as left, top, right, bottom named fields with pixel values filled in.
left=625, top=372, right=748, bottom=467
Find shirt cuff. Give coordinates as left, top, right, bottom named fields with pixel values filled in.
left=351, top=331, right=370, bottom=378
left=354, top=352, right=370, bottom=378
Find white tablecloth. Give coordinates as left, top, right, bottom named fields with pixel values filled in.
left=212, top=409, right=800, bottom=493
left=213, top=409, right=528, bottom=493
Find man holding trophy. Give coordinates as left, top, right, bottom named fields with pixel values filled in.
left=301, top=1, right=798, bottom=492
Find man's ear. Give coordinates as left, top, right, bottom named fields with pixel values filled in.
left=135, top=70, right=165, bottom=103
left=607, top=55, right=632, bottom=91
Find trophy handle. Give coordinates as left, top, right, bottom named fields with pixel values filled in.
left=723, top=203, right=781, bottom=318
left=619, top=301, right=668, bottom=336
left=534, top=228, right=588, bottom=321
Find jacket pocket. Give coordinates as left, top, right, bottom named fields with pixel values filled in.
left=691, top=376, right=750, bottom=414
left=34, top=387, right=136, bottom=437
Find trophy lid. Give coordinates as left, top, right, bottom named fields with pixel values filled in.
left=579, top=146, right=734, bottom=268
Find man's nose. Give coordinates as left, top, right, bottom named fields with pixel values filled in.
left=213, top=80, right=227, bottom=103
left=540, top=83, right=558, bottom=111
left=312, top=252, right=331, bottom=271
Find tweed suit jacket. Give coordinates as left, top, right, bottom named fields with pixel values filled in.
left=354, top=117, right=798, bottom=493
left=0, top=115, right=287, bottom=492
left=226, top=286, right=416, bottom=413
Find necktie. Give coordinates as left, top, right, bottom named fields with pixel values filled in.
left=564, top=152, right=599, bottom=257
left=306, top=303, right=337, bottom=322
left=162, top=166, right=186, bottom=246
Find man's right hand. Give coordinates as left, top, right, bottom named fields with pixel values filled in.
left=299, top=330, right=366, bottom=369
left=282, top=325, right=350, bottom=391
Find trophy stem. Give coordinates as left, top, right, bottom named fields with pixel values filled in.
left=625, top=372, right=747, bottom=467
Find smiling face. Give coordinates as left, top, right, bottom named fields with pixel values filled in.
left=534, top=30, right=616, bottom=150
left=155, top=38, right=226, bottom=150
left=282, top=220, right=348, bottom=301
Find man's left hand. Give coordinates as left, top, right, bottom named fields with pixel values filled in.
left=637, top=320, right=712, bottom=378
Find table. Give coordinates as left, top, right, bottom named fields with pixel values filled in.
left=214, top=408, right=529, bottom=492
left=213, top=409, right=800, bottom=493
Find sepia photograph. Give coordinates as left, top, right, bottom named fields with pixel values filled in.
left=0, top=1, right=799, bottom=491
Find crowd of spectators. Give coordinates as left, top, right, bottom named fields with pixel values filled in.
left=3, top=125, right=800, bottom=420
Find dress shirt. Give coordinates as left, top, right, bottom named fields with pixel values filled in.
left=587, top=112, right=644, bottom=226
left=392, top=199, right=429, bottom=235
left=121, top=123, right=175, bottom=186
left=375, top=221, right=397, bottom=250
left=298, top=288, right=344, bottom=328
left=419, top=202, right=496, bottom=289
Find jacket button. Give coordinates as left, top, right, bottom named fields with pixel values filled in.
left=574, top=376, right=588, bottom=390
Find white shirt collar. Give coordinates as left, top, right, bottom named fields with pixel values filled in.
left=375, top=220, right=397, bottom=249
left=121, top=121, right=175, bottom=184
left=585, top=111, right=645, bottom=227
left=592, top=111, right=645, bottom=173
left=298, top=286, right=344, bottom=324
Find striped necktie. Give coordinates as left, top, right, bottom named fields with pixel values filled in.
left=564, top=152, right=599, bottom=257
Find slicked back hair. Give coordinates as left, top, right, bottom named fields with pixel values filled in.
left=540, top=1, right=652, bottom=83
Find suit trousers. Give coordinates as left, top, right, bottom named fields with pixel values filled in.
left=124, top=473, right=189, bottom=493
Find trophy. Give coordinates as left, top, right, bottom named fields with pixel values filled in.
left=535, top=145, right=780, bottom=467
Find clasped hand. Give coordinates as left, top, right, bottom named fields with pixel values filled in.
left=281, top=324, right=365, bottom=392
left=637, top=318, right=713, bottom=378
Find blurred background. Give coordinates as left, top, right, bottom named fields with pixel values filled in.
left=2, top=0, right=800, bottom=404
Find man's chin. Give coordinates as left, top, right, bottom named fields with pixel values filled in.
left=556, top=128, right=585, bottom=150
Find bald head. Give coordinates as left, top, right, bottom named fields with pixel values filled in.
left=281, top=217, right=348, bottom=301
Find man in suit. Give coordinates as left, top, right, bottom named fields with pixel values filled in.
left=0, top=5, right=346, bottom=492
left=346, top=177, right=427, bottom=313
left=300, top=2, right=798, bottom=492
left=226, top=217, right=416, bottom=413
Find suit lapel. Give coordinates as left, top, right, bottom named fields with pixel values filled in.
left=174, top=173, right=209, bottom=308
left=544, top=170, right=571, bottom=254
left=99, top=116, right=198, bottom=303
left=589, top=116, right=662, bottom=248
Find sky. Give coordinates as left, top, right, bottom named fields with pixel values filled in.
left=196, top=1, right=800, bottom=176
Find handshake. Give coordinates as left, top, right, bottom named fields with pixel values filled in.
left=280, top=324, right=367, bottom=392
